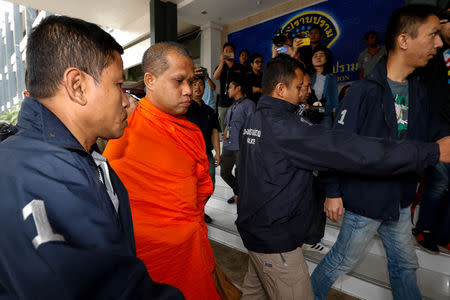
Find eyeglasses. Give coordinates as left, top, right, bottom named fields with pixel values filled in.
left=253, top=60, right=263, bottom=64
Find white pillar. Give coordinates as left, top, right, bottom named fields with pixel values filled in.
left=200, top=21, right=222, bottom=79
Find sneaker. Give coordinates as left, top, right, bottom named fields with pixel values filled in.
left=204, top=213, right=212, bottom=224
left=413, top=229, right=439, bottom=254
left=438, top=242, right=450, bottom=253
left=302, top=242, right=330, bottom=254
left=227, top=196, right=235, bottom=204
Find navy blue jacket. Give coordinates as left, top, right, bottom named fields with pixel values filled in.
left=326, top=59, right=444, bottom=220
left=0, top=98, right=184, bottom=299
left=236, top=96, right=439, bottom=253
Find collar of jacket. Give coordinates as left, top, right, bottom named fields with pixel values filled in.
left=366, top=56, right=421, bottom=87
left=190, top=99, right=206, bottom=107
left=257, top=95, right=298, bottom=113
left=17, top=97, right=88, bottom=153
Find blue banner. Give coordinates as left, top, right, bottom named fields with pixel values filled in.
left=228, top=0, right=405, bottom=82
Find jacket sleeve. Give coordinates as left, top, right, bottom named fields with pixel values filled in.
left=269, top=107, right=439, bottom=180
left=0, top=161, right=184, bottom=300
left=323, top=83, right=365, bottom=197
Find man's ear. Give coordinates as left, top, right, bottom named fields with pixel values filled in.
left=144, top=72, right=156, bottom=91
left=398, top=33, right=408, bottom=50
left=273, top=82, right=285, bottom=98
left=63, top=68, right=88, bottom=106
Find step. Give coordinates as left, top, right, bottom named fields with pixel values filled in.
left=206, top=193, right=450, bottom=300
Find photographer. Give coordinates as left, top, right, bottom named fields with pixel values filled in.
left=271, top=27, right=306, bottom=60
left=195, top=66, right=216, bottom=109
left=213, top=42, right=245, bottom=131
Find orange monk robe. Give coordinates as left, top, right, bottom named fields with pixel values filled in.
left=104, top=97, right=219, bottom=300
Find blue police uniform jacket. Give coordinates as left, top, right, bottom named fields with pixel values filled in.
left=0, top=98, right=184, bottom=299
left=236, top=95, right=439, bottom=254
left=326, top=59, right=444, bottom=221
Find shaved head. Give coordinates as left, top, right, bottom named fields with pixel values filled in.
left=142, top=42, right=190, bottom=76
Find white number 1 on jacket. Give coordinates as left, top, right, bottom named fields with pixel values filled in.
left=23, top=199, right=65, bottom=249
left=337, top=109, right=347, bottom=125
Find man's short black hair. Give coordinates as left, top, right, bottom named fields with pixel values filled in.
left=223, top=42, right=236, bottom=52
left=249, top=53, right=263, bottom=64
left=230, top=75, right=249, bottom=96
left=385, top=4, right=439, bottom=52
left=364, top=30, right=378, bottom=40
left=26, top=15, right=123, bottom=98
left=239, top=49, right=250, bottom=56
left=142, top=42, right=190, bottom=76
left=262, top=54, right=305, bottom=96
left=192, top=76, right=205, bottom=85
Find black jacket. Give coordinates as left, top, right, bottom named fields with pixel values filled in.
left=326, top=59, right=444, bottom=220
left=0, top=98, right=183, bottom=299
left=236, top=95, right=439, bottom=253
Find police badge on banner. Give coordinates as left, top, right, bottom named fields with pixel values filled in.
left=282, top=11, right=340, bottom=48
left=228, top=0, right=405, bottom=83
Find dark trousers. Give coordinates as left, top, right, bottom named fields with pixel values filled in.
left=220, top=149, right=239, bottom=195
left=304, top=177, right=326, bottom=244
left=416, top=162, right=450, bottom=243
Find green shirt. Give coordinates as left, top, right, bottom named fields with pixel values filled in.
left=387, top=78, right=409, bottom=139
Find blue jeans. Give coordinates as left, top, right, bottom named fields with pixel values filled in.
left=310, top=208, right=421, bottom=300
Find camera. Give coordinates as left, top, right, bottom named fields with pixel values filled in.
left=304, top=91, right=327, bottom=124
left=294, top=32, right=310, bottom=47
left=272, top=27, right=311, bottom=47
left=195, top=67, right=208, bottom=77
left=272, top=28, right=290, bottom=47
left=224, top=52, right=235, bottom=60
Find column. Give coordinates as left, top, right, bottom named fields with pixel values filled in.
left=200, top=21, right=222, bottom=82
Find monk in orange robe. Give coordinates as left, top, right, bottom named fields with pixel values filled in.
left=104, top=43, right=220, bottom=300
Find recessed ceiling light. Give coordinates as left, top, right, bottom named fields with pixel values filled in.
left=201, top=10, right=207, bottom=15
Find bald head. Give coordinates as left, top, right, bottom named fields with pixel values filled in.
left=142, top=42, right=190, bottom=76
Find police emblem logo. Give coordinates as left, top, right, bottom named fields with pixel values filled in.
left=282, top=11, right=340, bottom=48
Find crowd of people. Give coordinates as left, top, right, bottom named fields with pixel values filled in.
left=0, top=3, right=449, bottom=300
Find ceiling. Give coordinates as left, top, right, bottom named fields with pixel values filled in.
left=7, top=0, right=290, bottom=36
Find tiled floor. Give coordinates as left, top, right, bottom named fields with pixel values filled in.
left=210, top=240, right=358, bottom=300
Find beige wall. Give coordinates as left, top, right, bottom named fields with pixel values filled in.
left=221, top=0, right=325, bottom=44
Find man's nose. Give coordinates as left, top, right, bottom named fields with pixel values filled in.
left=122, top=93, right=130, bottom=108
left=435, top=34, right=443, bottom=48
left=184, top=82, right=192, bottom=95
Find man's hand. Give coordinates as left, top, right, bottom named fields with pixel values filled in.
left=271, top=45, right=278, bottom=58
left=437, top=136, right=450, bottom=163
left=324, top=197, right=343, bottom=223
left=220, top=52, right=226, bottom=64
left=214, top=153, right=221, bottom=167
